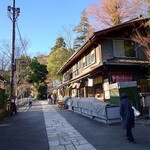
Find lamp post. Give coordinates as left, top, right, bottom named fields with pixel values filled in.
left=7, top=0, right=20, bottom=116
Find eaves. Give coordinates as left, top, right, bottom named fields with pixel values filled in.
left=58, top=17, right=150, bottom=74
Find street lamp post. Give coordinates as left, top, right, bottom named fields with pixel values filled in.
left=7, top=0, right=20, bottom=116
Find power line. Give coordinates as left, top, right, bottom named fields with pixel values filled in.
left=16, top=20, right=28, bottom=57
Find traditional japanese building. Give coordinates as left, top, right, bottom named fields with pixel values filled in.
left=58, top=17, right=150, bottom=106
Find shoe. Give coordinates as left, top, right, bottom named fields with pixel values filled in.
left=126, top=134, right=129, bottom=137
left=127, top=138, right=136, bottom=144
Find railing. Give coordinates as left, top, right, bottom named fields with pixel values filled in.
left=16, top=98, right=28, bottom=108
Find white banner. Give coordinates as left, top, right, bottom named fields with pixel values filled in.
left=88, top=78, right=93, bottom=87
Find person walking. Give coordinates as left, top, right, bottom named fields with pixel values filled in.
left=28, top=97, right=33, bottom=107
left=119, top=93, right=135, bottom=143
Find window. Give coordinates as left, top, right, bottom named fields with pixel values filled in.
left=83, top=57, right=86, bottom=68
left=82, top=49, right=96, bottom=68
left=73, top=61, right=81, bottom=77
left=87, top=53, right=91, bottom=66
left=76, top=61, right=80, bottom=69
left=91, top=50, right=95, bottom=63
left=63, top=69, right=72, bottom=81
left=113, top=40, right=136, bottom=57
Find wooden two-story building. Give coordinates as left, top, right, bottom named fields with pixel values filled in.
left=58, top=18, right=150, bottom=104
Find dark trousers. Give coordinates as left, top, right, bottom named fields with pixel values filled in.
left=126, top=127, right=134, bottom=141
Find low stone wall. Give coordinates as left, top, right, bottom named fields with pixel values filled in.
left=0, top=98, right=29, bottom=120
left=16, top=98, right=28, bottom=108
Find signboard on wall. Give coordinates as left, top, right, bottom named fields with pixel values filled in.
left=103, top=79, right=110, bottom=99
left=112, top=74, right=133, bottom=82
left=88, top=78, right=93, bottom=87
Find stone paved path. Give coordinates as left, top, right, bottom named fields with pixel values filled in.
left=41, top=101, right=96, bottom=150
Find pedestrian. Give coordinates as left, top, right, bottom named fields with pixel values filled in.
left=47, top=94, right=51, bottom=104
left=51, top=94, right=54, bottom=104
left=119, top=93, right=135, bottom=143
left=53, top=94, right=57, bottom=104
left=28, top=97, right=33, bottom=107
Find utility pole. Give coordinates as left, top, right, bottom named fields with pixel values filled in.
left=7, top=0, right=20, bottom=116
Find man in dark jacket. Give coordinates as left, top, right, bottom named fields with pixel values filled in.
left=120, top=93, right=135, bottom=143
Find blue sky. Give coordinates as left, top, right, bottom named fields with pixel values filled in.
left=0, top=0, right=98, bottom=56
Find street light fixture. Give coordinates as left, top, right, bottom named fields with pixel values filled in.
left=7, top=0, right=20, bottom=116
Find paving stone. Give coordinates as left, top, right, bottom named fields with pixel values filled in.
left=57, top=133, right=69, bottom=138
left=72, top=141, right=80, bottom=146
left=75, top=144, right=95, bottom=150
left=65, top=144, right=76, bottom=150
left=78, top=139, right=88, bottom=145
left=41, top=101, right=96, bottom=150
left=48, top=136, right=64, bottom=141
left=49, top=140, right=59, bottom=146
left=60, top=140, right=72, bottom=145
left=50, top=145, right=66, bottom=150
left=74, top=136, right=85, bottom=141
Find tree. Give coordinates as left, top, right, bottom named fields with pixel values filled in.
left=0, top=38, right=31, bottom=100
left=47, top=37, right=73, bottom=81
left=14, top=55, right=32, bottom=99
left=36, top=54, right=48, bottom=65
left=27, top=57, right=48, bottom=84
left=59, top=25, right=76, bottom=54
left=86, top=0, right=149, bottom=30
left=37, top=83, right=47, bottom=99
left=51, top=37, right=66, bottom=53
left=131, top=20, right=150, bottom=60
left=24, top=57, right=48, bottom=99
left=0, top=38, right=30, bottom=72
left=131, top=1, right=150, bottom=60
left=0, top=40, right=11, bottom=71
left=73, top=9, right=92, bottom=51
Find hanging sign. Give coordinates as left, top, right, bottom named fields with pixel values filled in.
left=88, top=78, right=93, bottom=87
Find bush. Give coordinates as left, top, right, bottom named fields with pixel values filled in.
left=0, top=92, right=8, bottom=109
left=0, top=92, right=8, bottom=120
left=37, top=85, right=47, bottom=100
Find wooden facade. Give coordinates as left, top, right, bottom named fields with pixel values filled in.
left=58, top=18, right=150, bottom=101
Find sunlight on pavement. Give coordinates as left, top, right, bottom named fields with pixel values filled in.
left=41, top=101, right=96, bottom=150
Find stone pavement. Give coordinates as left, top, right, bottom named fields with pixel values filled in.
left=0, top=100, right=49, bottom=150
left=135, top=116, right=150, bottom=126
left=1, top=100, right=150, bottom=150
left=41, top=101, right=96, bottom=150
left=42, top=101, right=150, bottom=150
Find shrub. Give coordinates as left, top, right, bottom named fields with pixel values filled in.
left=0, top=92, right=8, bottom=109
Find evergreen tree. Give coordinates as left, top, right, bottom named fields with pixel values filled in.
left=73, top=9, right=91, bottom=51
left=27, top=57, right=48, bottom=84
left=47, top=37, right=73, bottom=81
left=51, top=37, right=66, bottom=53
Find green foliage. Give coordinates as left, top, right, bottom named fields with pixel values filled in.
left=73, top=9, right=90, bottom=50
left=37, top=84, right=47, bottom=100
left=27, top=57, right=48, bottom=84
left=51, top=37, right=66, bottom=53
left=0, top=91, right=8, bottom=109
left=47, top=37, right=74, bottom=80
